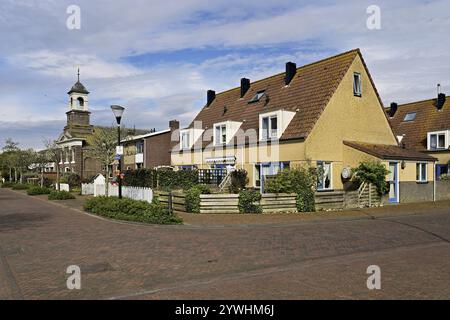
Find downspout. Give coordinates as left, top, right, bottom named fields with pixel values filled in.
left=433, top=161, right=436, bottom=202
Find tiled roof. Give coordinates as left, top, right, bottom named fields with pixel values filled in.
left=188, top=49, right=361, bottom=143
left=344, top=141, right=437, bottom=161
left=387, top=96, right=450, bottom=151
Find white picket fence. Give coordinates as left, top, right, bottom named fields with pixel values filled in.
left=81, top=183, right=153, bottom=203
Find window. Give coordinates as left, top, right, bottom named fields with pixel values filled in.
left=254, top=162, right=290, bottom=188
left=429, top=132, right=446, bottom=150
left=403, top=112, right=417, bottom=122
left=416, top=163, right=427, bottom=182
left=353, top=72, right=362, bottom=97
left=64, top=167, right=70, bottom=173
left=317, top=161, right=332, bottom=190
left=261, top=115, right=278, bottom=140
left=136, top=141, right=144, bottom=154
left=181, top=132, right=190, bottom=150
left=77, top=97, right=84, bottom=108
left=215, top=124, right=227, bottom=145
left=249, top=90, right=266, bottom=103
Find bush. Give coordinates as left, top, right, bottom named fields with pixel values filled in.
left=440, top=173, right=450, bottom=181
left=238, top=190, right=262, bottom=214
left=83, top=196, right=182, bottom=225
left=12, top=183, right=30, bottom=190
left=123, top=168, right=157, bottom=188
left=27, top=186, right=51, bottom=195
left=352, top=161, right=390, bottom=195
left=60, top=173, right=81, bottom=188
left=48, top=190, right=76, bottom=200
left=158, top=169, right=198, bottom=191
left=229, top=169, right=249, bottom=193
left=265, top=166, right=317, bottom=212
left=185, top=184, right=211, bottom=213
left=1, top=181, right=16, bottom=188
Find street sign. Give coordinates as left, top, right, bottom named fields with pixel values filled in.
left=116, top=146, right=124, bottom=155
left=114, top=155, right=121, bottom=161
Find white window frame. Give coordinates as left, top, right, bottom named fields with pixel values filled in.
left=180, top=131, right=191, bottom=150
left=416, top=162, right=428, bottom=182
left=353, top=72, right=362, bottom=97
left=317, top=161, right=333, bottom=191
left=214, top=122, right=228, bottom=146
left=260, top=113, right=279, bottom=141
left=427, top=131, right=448, bottom=150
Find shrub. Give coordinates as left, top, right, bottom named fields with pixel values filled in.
left=440, top=173, right=450, bottom=181
left=12, top=183, right=30, bottom=190
left=158, top=169, right=198, bottom=191
left=83, top=196, right=182, bottom=225
left=48, top=190, right=76, bottom=200
left=60, top=173, right=81, bottom=188
left=352, top=161, right=390, bottom=195
left=185, top=184, right=211, bottom=213
left=27, top=186, right=51, bottom=195
left=229, top=169, right=249, bottom=193
left=264, top=166, right=317, bottom=212
left=1, top=181, right=16, bottom=188
left=238, top=190, right=262, bottom=214
left=123, top=168, right=157, bottom=188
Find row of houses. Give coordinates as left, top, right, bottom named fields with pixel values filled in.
left=54, top=49, right=449, bottom=204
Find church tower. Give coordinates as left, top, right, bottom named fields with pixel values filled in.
left=65, top=69, right=93, bottom=134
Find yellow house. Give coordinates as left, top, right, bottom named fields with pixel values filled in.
left=171, top=49, right=436, bottom=204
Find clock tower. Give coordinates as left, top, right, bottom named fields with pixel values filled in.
left=65, top=69, right=92, bottom=135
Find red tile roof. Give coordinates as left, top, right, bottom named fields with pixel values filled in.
left=344, top=141, right=437, bottom=161
left=188, top=49, right=363, bottom=143
left=388, top=96, right=450, bottom=151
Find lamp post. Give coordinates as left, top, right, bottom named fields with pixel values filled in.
left=111, top=105, right=125, bottom=199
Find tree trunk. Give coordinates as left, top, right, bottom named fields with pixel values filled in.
left=9, top=168, right=12, bottom=182
left=40, top=167, right=44, bottom=187
left=14, top=168, right=17, bottom=182
left=56, top=164, right=60, bottom=191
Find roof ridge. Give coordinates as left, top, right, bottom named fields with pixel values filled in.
left=213, top=48, right=361, bottom=97
left=397, top=96, right=450, bottom=107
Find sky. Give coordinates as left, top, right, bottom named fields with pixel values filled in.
left=0, top=0, right=449, bottom=150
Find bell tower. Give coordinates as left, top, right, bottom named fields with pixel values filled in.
left=65, top=69, right=93, bottom=134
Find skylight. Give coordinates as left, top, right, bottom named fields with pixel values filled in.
left=248, top=90, right=266, bottom=103
left=403, top=112, right=417, bottom=122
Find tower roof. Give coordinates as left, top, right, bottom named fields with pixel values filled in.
left=68, top=68, right=89, bottom=94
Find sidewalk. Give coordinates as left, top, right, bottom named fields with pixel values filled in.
left=13, top=188, right=450, bottom=227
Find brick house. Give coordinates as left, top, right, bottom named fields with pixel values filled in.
left=171, top=49, right=437, bottom=203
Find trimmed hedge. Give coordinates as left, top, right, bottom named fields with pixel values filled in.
left=1, top=182, right=16, bottom=188
left=238, top=190, right=262, bottom=214
left=48, top=190, right=76, bottom=200
left=123, top=168, right=198, bottom=191
left=83, top=196, right=182, bottom=225
left=185, top=184, right=211, bottom=213
left=12, top=183, right=30, bottom=190
left=27, top=186, right=51, bottom=195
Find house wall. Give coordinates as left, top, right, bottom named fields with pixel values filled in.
left=123, top=143, right=137, bottom=170
left=145, top=132, right=172, bottom=168
left=305, top=55, right=397, bottom=190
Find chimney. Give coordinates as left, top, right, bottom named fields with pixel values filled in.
left=169, top=119, right=179, bottom=131
left=284, top=62, right=297, bottom=85
left=240, top=78, right=250, bottom=98
left=437, top=84, right=446, bottom=110
left=207, top=90, right=216, bottom=107
left=389, top=102, right=398, bottom=117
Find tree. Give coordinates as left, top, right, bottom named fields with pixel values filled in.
left=86, top=126, right=122, bottom=196
left=44, top=139, right=62, bottom=191
left=1, top=138, right=20, bottom=182
left=351, top=161, right=390, bottom=195
left=16, top=149, right=35, bottom=184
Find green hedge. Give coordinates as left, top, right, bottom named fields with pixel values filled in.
left=12, top=183, right=30, bottom=190
left=238, top=190, right=262, bottom=214
left=48, top=190, right=76, bottom=200
left=27, top=186, right=52, bottom=195
left=124, top=168, right=198, bottom=191
left=83, top=196, right=182, bottom=225
left=0, top=182, right=15, bottom=188
left=185, top=184, right=211, bottom=213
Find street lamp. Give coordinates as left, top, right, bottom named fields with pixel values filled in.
left=111, top=105, right=125, bottom=199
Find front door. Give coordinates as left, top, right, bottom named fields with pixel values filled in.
left=388, top=162, right=399, bottom=203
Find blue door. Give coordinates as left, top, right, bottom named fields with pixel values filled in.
left=388, top=162, right=399, bottom=203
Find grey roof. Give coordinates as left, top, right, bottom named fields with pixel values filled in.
left=68, top=81, right=89, bottom=94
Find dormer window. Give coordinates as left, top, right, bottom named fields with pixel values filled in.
left=214, top=123, right=227, bottom=145
left=353, top=72, right=362, bottom=97
left=428, top=131, right=447, bottom=150
left=249, top=90, right=266, bottom=103
left=403, top=112, right=417, bottom=122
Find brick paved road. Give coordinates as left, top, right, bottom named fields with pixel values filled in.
left=0, top=188, right=449, bottom=299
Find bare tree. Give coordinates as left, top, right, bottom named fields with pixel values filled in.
left=44, top=139, right=62, bottom=191
left=86, top=127, right=121, bottom=196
